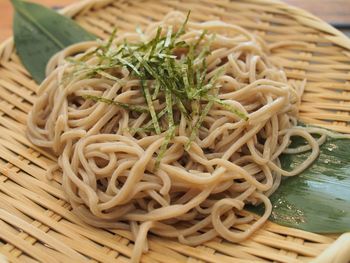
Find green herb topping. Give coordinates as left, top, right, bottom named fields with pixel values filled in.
left=68, top=12, right=248, bottom=167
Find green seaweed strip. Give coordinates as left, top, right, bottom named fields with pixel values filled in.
left=186, top=100, right=214, bottom=150
left=83, top=95, right=149, bottom=113
left=155, top=90, right=176, bottom=168
left=141, top=80, right=161, bottom=134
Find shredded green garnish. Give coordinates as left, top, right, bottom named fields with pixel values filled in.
left=83, top=95, right=149, bottom=113
left=142, top=79, right=161, bottom=134
left=68, top=11, right=248, bottom=168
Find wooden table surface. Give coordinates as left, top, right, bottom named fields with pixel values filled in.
left=1, top=0, right=350, bottom=42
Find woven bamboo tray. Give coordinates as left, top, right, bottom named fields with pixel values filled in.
left=0, top=0, right=350, bottom=262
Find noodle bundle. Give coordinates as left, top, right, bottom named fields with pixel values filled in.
left=27, top=12, right=327, bottom=262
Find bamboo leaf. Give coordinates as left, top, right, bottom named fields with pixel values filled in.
left=11, top=0, right=95, bottom=83
left=250, top=137, right=350, bottom=233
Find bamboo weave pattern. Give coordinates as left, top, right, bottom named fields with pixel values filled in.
left=0, top=0, right=349, bottom=262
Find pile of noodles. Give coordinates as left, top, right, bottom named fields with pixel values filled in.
left=27, top=11, right=335, bottom=262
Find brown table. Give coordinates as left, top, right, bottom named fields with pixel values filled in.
left=1, top=0, right=350, bottom=42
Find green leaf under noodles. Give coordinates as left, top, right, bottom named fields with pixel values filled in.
left=250, top=136, right=350, bottom=233
left=11, top=0, right=95, bottom=83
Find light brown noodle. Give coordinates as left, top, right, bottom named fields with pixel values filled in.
left=27, top=12, right=340, bottom=262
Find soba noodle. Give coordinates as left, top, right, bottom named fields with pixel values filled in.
left=27, top=12, right=344, bottom=262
